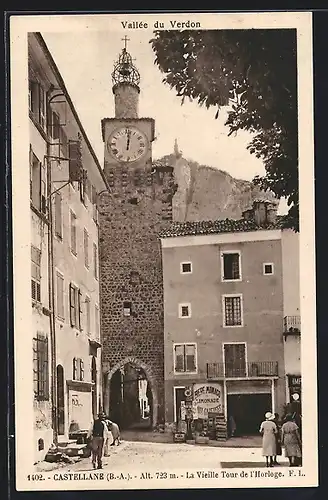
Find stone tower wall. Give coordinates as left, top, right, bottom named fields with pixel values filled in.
left=113, top=83, right=139, bottom=119
left=99, top=163, right=177, bottom=425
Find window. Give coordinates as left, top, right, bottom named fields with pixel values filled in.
left=50, top=110, right=60, bottom=140
left=123, top=301, right=132, bottom=317
left=84, top=229, right=89, bottom=269
left=56, top=272, right=64, bottom=319
left=70, top=210, right=77, bottom=255
left=85, top=296, right=91, bottom=335
left=95, top=304, right=100, bottom=338
left=69, top=283, right=82, bottom=329
left=33, top=333, right=49, bottom=400
left=30, top=146, right=47, bottom=214
left=31, top=245, right=41, bottom=303
left=29, top=80, right=46, bottom=130
left=73, top=357, right=84, bottom=381
left=223, top=294, right=243, bottom=327
left=93, top=243, right=98, bottom=280
left=174, top=344, right=197, bottom=373
left=180, top=262, right=192, bottom=274
left=179, top=303, right=191, bottom=318
left=221, top=251, right=241, bottom=281
left=223, top=343, right=247, bottom=377
left=54, top=192, right=63, bottom=239
left=263, top=263, right=274, bottom=275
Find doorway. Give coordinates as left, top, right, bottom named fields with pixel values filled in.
left=109, top=362, right=153, bottom=430
left=56, top=365, right=65, bottom=435
left=227, top=393, right=271, bottom=436
left=174, top=387, right=186, bottom=423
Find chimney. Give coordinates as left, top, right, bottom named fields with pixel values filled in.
left=266, top=202, right=278, bottom=224
left=253, top=200, right=267, bottom=226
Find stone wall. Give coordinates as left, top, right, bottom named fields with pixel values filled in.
left=99, top=162, right=177, bottom=425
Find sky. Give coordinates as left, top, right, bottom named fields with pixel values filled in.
left=42, top=30, right=288, bottom=213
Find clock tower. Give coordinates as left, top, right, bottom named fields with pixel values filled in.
left=99, top=40, right=177, bottom=430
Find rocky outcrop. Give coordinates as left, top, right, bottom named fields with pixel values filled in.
left=157, top=148, right=275, bottom=222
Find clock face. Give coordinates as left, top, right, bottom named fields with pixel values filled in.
left=107, top=126, right=148, bottom=163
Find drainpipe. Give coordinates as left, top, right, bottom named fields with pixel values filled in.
left=46, top=90, right=58, bottom=446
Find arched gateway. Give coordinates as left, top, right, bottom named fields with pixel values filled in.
left=103, top=357, right=158, bottom=429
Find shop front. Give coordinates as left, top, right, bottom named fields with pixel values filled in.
left=226, top=379, right=274, bottom=436
left=287, top=374, right=301, bottom=402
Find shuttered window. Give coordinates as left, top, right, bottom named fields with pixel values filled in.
left=73, top=357, right=84, bottom=381
left=30, top=147, right=41, bottom=211
left=85, top=296, right=91, bottom=335
left=224, top=343, right=247, bottom=377
left=56, top=272, right=64, bottom=319
left=174, top=344, right=197, bottom=373
left=31, top=246, right=41, bottom=302
left=70, top=210, right=77, bottom=255
left=54, top=192, right=62, bottom=238
left=33, top=333, right=49, bottom=400
left=84, top=229, right=89, bottom=268
left=69, top=284, right=82, bottom=329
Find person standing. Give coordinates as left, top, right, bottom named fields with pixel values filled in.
left=87, top=412, right=109, bottom=469
left=281, top=413, right=302, bottom=467
left=107, top=419, right=121, bottom=446
left=259, top=412, right=277, bottom=467
left=272, top=413, right=282, bottom=465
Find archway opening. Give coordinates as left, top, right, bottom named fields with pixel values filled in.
left=108, top=362, right=153, bottom=431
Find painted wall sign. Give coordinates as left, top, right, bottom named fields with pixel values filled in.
left=193, top=383, right=223, bottom=419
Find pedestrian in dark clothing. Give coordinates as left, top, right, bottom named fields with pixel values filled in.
left=272, top=413, right=282, bottom=465
left=87, top=412, right=109, bottom=469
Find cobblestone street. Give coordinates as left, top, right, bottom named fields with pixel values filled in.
left=56, top=440, right=289, bottom=474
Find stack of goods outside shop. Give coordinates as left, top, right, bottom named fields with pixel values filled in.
left=173, top=383, right=227, bottom=444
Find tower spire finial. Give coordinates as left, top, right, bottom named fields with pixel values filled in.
left=121, top=35, right=130, bottom=51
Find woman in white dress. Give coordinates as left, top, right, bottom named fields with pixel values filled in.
left=259, top=412, right=278, bottom=467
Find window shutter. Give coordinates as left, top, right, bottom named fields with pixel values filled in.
left=73, top=357, right=77, bottom=380
left=78, top=289, right=82, bottom=330
left=185, top=345, right=196, bottom=372
left=69, top=141, right=83, bottom=182
left=69, top=284, right=75, bottom=327
left=80, top=359, right=84, bottom=381
left=54, top=192, right=62, bottom=237
left=84, top=229, right=89, bottom=268
left=174, top=345, right=184, bottom=372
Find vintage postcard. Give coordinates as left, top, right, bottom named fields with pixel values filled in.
left=9, top=11, right=317, bottom=491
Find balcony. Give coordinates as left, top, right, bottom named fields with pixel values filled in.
left=283, top=315, right=301, bottom=339
left=207, top=361, right=279, bottom=380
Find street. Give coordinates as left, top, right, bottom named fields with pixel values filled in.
left=58, top=440, right=290, bottom=473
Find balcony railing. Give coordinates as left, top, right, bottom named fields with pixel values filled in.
left=283, top=315, right=301, bottom=336
left=207, top=361, right=279, bottom=379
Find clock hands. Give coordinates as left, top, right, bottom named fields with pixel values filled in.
left=126, top=128, right=131, bottom=151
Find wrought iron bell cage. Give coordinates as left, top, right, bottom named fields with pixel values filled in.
left=111, top=48, right=141, bottom=88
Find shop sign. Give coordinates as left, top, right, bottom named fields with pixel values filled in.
left=193, top=383, right=223, bottom=419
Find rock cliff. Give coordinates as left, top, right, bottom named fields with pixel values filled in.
left=157, top=148, right=275, bottom=222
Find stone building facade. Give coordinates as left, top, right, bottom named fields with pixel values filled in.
left=99, top=47, right=177, bottom=427
left=28, top=33, right=107, bottom=462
